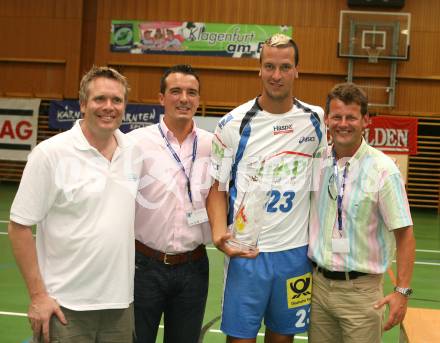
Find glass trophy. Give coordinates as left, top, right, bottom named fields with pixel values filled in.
left=227, top=176, right=269, bottom=251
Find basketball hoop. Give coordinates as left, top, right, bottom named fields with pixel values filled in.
left=366, top=46, right=381, bottom=63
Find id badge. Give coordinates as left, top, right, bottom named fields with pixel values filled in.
left=332, top=238, right=350, bottom=253
left=186, top=208, right=209, bottom=226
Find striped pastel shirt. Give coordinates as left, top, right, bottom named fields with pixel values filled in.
left=308, top=139, right=413, bottom=274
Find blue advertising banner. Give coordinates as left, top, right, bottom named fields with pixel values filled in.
left=49, top=100, right=162, bottom=133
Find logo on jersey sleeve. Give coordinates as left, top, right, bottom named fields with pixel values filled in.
left=218, top=114, right=233, bottom=129
left=212, top=138, right=225, bottom=159
left=286, top=272, right=312, bottom=309
left=210, top=134, right=233, bottom=184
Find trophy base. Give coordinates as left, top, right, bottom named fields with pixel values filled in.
left=226, top=238, right=257, bottom=252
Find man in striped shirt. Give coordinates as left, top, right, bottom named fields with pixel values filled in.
left=308, top=82, right=415, bottom=343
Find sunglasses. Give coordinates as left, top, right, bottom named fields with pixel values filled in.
left=328, top=173, right=337, bottom=200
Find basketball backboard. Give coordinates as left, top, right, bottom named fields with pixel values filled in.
left=338, top=10, right=410, bottom=62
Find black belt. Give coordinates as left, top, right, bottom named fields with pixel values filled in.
left=312, top=261, right=368, bottom=280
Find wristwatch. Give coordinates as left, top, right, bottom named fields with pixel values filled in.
left=394, top=286, right=413, bottom=297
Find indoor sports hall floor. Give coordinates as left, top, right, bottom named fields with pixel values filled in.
left=0, top=182, right=439, bottom=343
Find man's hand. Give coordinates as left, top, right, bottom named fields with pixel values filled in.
left=28, top=293, right=67, bottom=343
left=374, top=291, right=408, bottom=331
left=214, top=232, right=259, bottom=258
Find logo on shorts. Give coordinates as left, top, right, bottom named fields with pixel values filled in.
left=286, top=272, right=312, bottom=309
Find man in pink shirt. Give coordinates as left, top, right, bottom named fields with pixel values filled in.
left=129, top=64, right=213, bottom=343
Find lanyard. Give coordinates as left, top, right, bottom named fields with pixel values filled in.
left=158, top=124, right=197, bottom=204
left=332, top=151, right=348, bottom=233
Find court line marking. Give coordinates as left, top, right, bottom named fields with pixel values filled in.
left=1, top=232, right=439, bottom=267
left=0, top=311, right=308, bottom=340
left=0, top=311, right=27, bottom=317
left=1, top=231, right=440, bottom=263
left=417, top=249, right=440, bottom=254
left=409, top=261, right=440, bottom=266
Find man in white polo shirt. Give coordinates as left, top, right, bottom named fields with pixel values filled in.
left=8, top=66, right=139, bottom=343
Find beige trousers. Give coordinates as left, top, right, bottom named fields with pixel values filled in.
left=35, top=303, right=134, bottom=343
left=308, top=268, right=385, bottom=343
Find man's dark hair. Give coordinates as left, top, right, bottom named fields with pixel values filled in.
left=160, top=64, right=200, bottom=94
left=325, top=82, right=368, bottom=116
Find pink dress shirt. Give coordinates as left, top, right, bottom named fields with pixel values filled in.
left=129, top=118, right=213, bottom=253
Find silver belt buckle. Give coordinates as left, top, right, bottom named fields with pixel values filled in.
left=163, top=253, right=172, bottom=265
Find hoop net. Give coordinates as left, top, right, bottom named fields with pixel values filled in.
left=366, top=46, right=381, bottom=63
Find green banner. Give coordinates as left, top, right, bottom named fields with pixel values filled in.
left=111, top=21, right=292, bottom=58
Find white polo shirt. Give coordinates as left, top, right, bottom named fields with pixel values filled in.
left=10, top=120, right=140, bottom=310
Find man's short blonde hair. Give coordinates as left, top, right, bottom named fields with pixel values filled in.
left=79, top=66, right=130, bottom=104
left=260, top=33, right=299, bottom=66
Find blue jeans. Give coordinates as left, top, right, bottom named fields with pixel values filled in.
left=133, top=250, right=209, bottom=343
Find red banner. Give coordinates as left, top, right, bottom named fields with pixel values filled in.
left=364, top=116, right=418, bottom=155
left=0, top=98, right=40, bottom=161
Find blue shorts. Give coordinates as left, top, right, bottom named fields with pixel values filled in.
left=221, top=245, right=312, bottom=338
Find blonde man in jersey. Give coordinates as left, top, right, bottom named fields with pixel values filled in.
left=207, top=34, right=327, bottom=343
